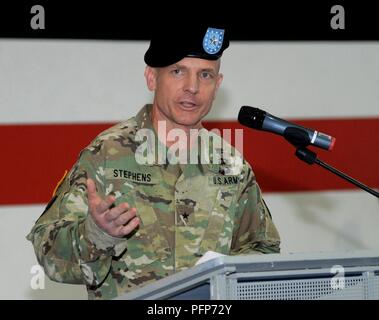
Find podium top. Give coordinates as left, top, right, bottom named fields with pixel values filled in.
left=116, top=250, right=379, bottom=300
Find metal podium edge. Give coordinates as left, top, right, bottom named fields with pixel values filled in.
left=115, top=250, right=379, bottom=300
left=115, top=255, right=235, bottom=300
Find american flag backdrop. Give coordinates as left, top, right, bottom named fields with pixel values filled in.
left=0, top=39, right=378, bottom=299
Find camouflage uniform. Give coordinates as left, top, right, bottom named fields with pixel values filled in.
left=27, top=104, right=280, bottom=299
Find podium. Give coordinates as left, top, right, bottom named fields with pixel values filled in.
left=117, top=250, right=379, bottom=300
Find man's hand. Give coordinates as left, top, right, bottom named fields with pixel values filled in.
left=86, top=178, right=140, bottom=238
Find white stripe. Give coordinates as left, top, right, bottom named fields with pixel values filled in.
left=1, top=40, right=379, bottom=124
left=264, top=190, right=379, bottom=254
left=1, top=190, right=379, bottom=298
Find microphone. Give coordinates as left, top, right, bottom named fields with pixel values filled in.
left=238, top=106, right=336, bottom=151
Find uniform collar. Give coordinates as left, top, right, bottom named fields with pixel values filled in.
left=135, top=104, right=154, bottom=130
left=133, top=104, right=238, bottom=175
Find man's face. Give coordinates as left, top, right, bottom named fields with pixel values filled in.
left=145, top=57, right=223, bottom=130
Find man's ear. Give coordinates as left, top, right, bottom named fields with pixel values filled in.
left=215, top=73, right=223, bottom=92
left=215, top=73, right=224, bottom=95
left=144, top=66, right=157, bottom=91
left=211, top=73, right=223, bottom=102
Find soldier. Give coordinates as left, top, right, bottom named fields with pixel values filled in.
left=27, top=24, right=280, bottom=299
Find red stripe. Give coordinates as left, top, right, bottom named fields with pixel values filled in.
left=1, top=118, right=378, bottom=205
left=1, top=123, right=111, bottom=205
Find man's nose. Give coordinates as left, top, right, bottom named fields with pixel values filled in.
left=183, top=73, right=199, bottom=94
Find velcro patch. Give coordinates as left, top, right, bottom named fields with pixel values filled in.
left=105, top=168, right=158, bottom=185
left=209, top=175, right=240, bottom=185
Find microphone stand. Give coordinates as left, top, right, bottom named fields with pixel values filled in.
left=295, top=147, right=379, bottom=198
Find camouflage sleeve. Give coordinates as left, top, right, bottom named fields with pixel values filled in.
left=230, top=164, right=281, bottom=255
left=26, top=139, right=127, bottom=287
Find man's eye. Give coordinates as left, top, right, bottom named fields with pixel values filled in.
left=172, top=69, right=183, bottom=75
left=201, top=72, right=213, bottom=79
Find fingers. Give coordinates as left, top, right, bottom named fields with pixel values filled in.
left=104, top=208, right=139, bottom=238
left=86, top=178, right=98, bottom=203
left=106, top=205, right=139, bottom=237
left=97, top=195, right=116, bottom=213
left=86, top=178, right=140, bottom=237
left=117, top=216, right=140, bottom=237
left=104, top=202, right=130, bottom=222
left=111, top=207, right=137, bottom=227
left=87, top=178, right=115, bottom=214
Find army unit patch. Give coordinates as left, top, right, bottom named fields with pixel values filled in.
left=203, top=27, right=225, bottom=55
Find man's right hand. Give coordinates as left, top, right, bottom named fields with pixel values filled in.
left=86, top=178, right=140, bottom=238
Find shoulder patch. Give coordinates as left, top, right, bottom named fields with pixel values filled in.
left=52, top=170, right=68, bottom=196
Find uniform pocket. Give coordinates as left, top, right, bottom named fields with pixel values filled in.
left=197, top=186, right=237, bottom=255
left=105, top=178, right=170, bottom=264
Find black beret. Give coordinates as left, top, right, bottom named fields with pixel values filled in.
left=144, top=24, right=229, bottom=67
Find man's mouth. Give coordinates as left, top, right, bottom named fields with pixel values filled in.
left=178, top=100, right=198, bottom=109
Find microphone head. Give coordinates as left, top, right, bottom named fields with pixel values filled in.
left=238, top=106, right=267, bottom=129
